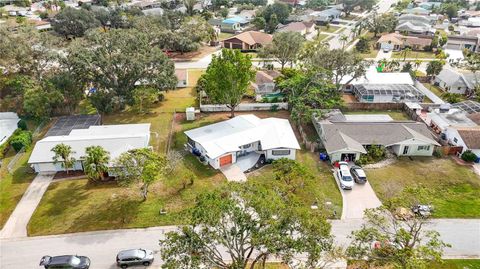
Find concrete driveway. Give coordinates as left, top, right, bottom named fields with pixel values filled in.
left=0, top=173, right=54, bottom=239
left=220, top=164, right=246, bottom=182
left=333, top=170, right=382, bottom=219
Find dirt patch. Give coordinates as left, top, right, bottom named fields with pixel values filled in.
left=342, top=94, right=357, bottom=103
left=169, top=46, right=218, bottom=61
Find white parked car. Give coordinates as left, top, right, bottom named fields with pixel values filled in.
left=337, top=162, right=354, bottom=190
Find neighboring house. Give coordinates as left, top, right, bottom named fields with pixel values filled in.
left=133, top=1, right=161, bottom=10
left=238, top=9, right=256, bottom=22
left=313, top=115, right=440, bottom=163
left=377, top=33, right=432, bottom=51
left=222, top=31, right=272, bottom=50
left=0, top=112, right=20, bottom=146
left=343, top=67, right=424, bottom=103
left=402, top=7, right=431, bottom=15
left=28, top=124, right=151, bottom=173
left=395, top=21, right=435, bottom=37
left=175, top=69, right=188, bottom=88
left=452, top=100, right=480, bottom=115
left=184, top=115, right=300, bottom=169
left=314, top=8, right=341, bottom=25
left=27, top=19, right=52, bottom=31
left=418, top=2, right=441, bottom=10
left=434, top=69, right=478, bottom=95
left=209, top=18, right=242, bottom=33
left=426, top=105, right=478, bottom=134
left=445, top=127, right=480, bottom=158
left=251, top=70, right=282, bottom=95
left=398, top=14, right=436, bottom=26
left=445, top=35, right=480, bottom=53
left=460, top=17, right=480, bottom=28
left=277, top=21, right=315, bottom=36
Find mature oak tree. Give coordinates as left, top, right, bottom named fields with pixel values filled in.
left=260, top=31, right=304, bottom=70
left=202, top=49, right=255, bottom=118
left=52, top=7, right=99, bottom=39
left=159, top=183, right=336, bottom=269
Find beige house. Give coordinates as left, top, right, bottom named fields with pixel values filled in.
left=377, top=33, right=432, bottom=51
left=278, top=21, right=315, bottom=36
left=222, top=31, right=273, bottom=50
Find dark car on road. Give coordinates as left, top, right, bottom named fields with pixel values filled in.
left=39, top=255, right=90, bottom=269
left=116, top=248, right=154, bottom=268
left=350, top=166, right=367, bottom=184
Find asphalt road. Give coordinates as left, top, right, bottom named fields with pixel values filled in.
left=1, top=220, right=479, bottom=269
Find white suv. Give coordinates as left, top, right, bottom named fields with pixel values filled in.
left=337, top=162, right=354, bottom=190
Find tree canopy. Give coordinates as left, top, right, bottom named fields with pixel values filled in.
left=260, top=31, right=304, bottom=70
left=52, top=7, right=99, bottom=38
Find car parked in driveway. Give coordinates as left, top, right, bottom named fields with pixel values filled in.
left=337, top=161, right=354, bottom=190
left=350, top=166, right=367, bottom=184
left=116, top=248, right=154, bottom=268
left=40, top=255, right=90, bottom=269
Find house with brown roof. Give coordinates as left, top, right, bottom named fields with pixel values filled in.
left=278, top=21, right=315, bottom=36
left=377, top=32, right=432, bottom=51
left=251, top=70, right=282, bottom=96
left=222, top=31, right=273, bottom=51
left=445, top=127, right=480, bottom=159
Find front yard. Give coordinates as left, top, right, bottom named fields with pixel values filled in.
left=366, top=157, right=480, bottom=218
left=391, top=50, right=436, bottom=59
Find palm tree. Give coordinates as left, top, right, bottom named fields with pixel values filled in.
left=414, top=59, right=422, bottom=71
left=51, top=143, right=75, bottom=174
left=402, top=48, right=412, bottom=62
left=387, top=59, right=400, bottom=72
left=83, top=146, right=110, bottom=182
left=340, top=34, right=349, bottom=50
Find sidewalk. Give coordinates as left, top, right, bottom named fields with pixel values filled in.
left=0, top=173, right=54, bottom=239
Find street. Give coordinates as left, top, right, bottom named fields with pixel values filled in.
left=1, top=219, right=479, bottom=269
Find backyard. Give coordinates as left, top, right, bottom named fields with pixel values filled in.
left=422, top=82, right=444, bottom=98
left=366, top=157, right=480, bottom=218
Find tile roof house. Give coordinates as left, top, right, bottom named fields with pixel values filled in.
left=277, top=21, right=315, bottom=36
left=28, top=124, right=151, bottom=174
left=434, top=69, right=478, bottom=95
left=251, top=70, right=282, bottom=95
left=222, top=31, right=273, bottom=50
left=185, top=115, right=300, bottom=169
left=377, top=32, right=432, bottom=51
left=313, top=114, right=440, bottom=163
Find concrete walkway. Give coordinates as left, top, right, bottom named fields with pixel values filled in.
left=0, top=173, right=54, bottom=239
left=333, top=170, right=382, bottom=220
left=220, top=164, right=247, bottom=182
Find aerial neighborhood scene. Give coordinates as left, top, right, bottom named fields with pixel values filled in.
left=1, top=0, right=480, bottom=268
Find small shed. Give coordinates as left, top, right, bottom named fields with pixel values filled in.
left=186, top=107, right=196, bottom=121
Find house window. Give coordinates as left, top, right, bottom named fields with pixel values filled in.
left=271, top=149, right=291, bottom=156
left=242, top=143, right=251, bottom=149
left=453, top=137, right=458, bottom=143
left=417, top=145, right=430, bottom=151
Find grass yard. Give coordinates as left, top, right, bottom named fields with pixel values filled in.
left=392, top=50, right=436, bottom=59
left=317, top=33, right=330, bottom=41
left=422, top=82, right=445, bottom=98
left=0, top=120, right=50, bottom=229
left=318, top=25, right=342, bottom=33
left=366, top=157, right=480, bottom=218
left=218, top=32, right=235, bottom=40
left=348, top=259, right=480, bottom=269
left=343, top=110, right=410, bottom=121
left=357, top=49, right=379, bottom=59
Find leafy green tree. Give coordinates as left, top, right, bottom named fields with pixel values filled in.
left=426, top=60, right=444, bottom=81
left=262, top=2, right=290, bottom=24
left=305, top=0, right=328, bottom=9
left=0, top=74, right=37, bottom=115
left=9, top=130, right=32, bottom=152
left=441, top=92, right=462, bottom=103
left=401, top=47, right=412, bottom=61
left=251, top=16, right=266, bottom=30
left=159, top=183, right=335, bottom=269
left=23, top=85, right=63, bottom=119
left=301, top=42, right=370, bottom=91
left=52, top=7, right=99, bottom=38
left=355, top=36, right=370, bottom=53
left=51, top=143, right=76, bottom=174
left=347, top=206, right=450, bottom=269
left=442, top=3, right=458, bottom=20
left=202, top=49, right=255, bottom=118
left=273, top=158, right=310, bottom=194
left=83, top=146, right=110, bottom=182
left=265, top=13, right=278, bottom=34
left=114, top=148, right=166, bottom=201
left=132, top=87, right=159, bottom=113
left=461, top=150, right=478, bottom=162
left=184, top=0, right=197, bottom=16
left=63, top=29, right=177, bottom=113
left=260, top=31, right=304, bottom=70
left=367, top=11, right=398, bottom=37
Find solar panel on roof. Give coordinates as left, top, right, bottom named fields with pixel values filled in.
left=45, top=115, right=102, bottom=137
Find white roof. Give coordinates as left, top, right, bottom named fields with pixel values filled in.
left=184, top=115, right=300, bottom=159
left=427, top=109, right=477, bottom=131
left=0, top=112, right=20, bottom=146
left=343, top=67, right=414, bottom=85
left=28, top=124, right=151, bottom=164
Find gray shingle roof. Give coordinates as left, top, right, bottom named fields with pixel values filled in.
left=320, top=122, right=439, bottom=153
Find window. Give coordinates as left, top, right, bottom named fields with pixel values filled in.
left=417, top=145, right=430, bottom=151
left=242, top=143, right=251, bottom=149
left=453, top=137, right=458, bottom=143
left=271, top=149, right=291, bottom=156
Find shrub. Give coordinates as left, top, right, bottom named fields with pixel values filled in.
left=17, top=119, right=27, bottom=130
left=270, top=104, right=279, bottom=112
left=9, top=130, right=32, bottom=152
left=355, top=145, right=386, bottom=165
left=461, top=150, right=478, bottom=163
left=433, top=148, right=444, bottom=158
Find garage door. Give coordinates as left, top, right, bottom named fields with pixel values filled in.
left=219, top=154, right=232, bottom=166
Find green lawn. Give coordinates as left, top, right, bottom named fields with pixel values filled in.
left=343, top=110, right=410, bottom=121
left=357, top=49, right=379, bottom=59
left=422, top=82, right=445, bottom=98
left=0, top=120, right=50, bottom=229
left=366, top=157, right=480, bottom=218
left=218, top=32, right=234, bottom=40
left=318, top=25, right=342, bottom=33
left=392, top=50, right=436, bottom=59
left=317, top=33, right=330, bottom=41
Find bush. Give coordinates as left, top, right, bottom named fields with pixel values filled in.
left=461, top=150, right=478, bottom=163
left=270, top=104, right=279, bottom=112
left=17, top=119, right=27, bottom=130
left=355, top=145, right=386, bottom=165
left=9, top=130, right=32, bottom=152
left=433, top=148, right=444, bottom=158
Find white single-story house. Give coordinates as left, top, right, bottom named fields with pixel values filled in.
left=313, top=115, right=440, bottom=163
left=184, top=115, right=300, bottom=169
left=434, top=68, right=478, bottom=95
left=444, top=127, right=480, bottom=158
left=28, top=124, right=151, bottom=173
left=0, top=112, right=20, bottom=146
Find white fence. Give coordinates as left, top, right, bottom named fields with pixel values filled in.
left=200, top=102, right=288, bottom=112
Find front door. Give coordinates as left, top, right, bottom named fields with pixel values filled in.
left=403, top=146, right=409, bottom=155
left=219, top=154, right=232, bottom=166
